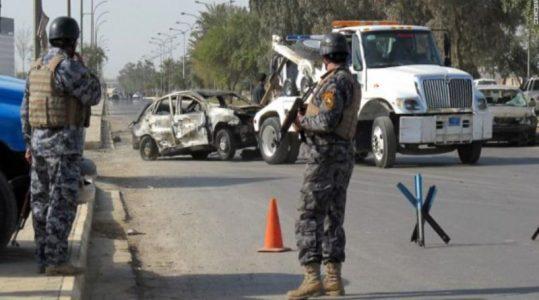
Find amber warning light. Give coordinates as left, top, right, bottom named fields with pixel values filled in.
left=332, top=20, right=400, bottom=28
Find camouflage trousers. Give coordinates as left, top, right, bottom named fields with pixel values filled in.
left=296, top=148, right=354, bottom=265
left=30, top=154, right=81, bottom=267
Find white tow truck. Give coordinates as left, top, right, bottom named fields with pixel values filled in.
left=254, top=20, right=493, bottom=168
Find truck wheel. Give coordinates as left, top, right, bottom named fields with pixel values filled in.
left=371, top=116, right=397, bottom=168
left=286, top=133, right=301, bottom=163
left=457, top=141, right=482, bottom=164
left=259, top=117, right=291, bottom=164
left=215, top=128, right=237, bottom=161
left=140, top=136, right=159, bottom=161
left=0, top=172, right=17, bottom=250
left=191, top=151, right=211, bottom=160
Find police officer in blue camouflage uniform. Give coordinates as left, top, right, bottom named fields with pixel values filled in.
left=20, top=17, right=101, bottom=275
left=287, top=33, right=360, bottom=300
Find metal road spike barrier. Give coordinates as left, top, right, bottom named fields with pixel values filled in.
left=532, top=228, right=539, bottom=241
left=258, top=198, right=291, bottom=253
left=397, top=173, right=451, bottom=247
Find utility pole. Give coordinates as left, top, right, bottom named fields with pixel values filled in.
left=80, top=0, right=84, bottom=54
left=90, top=0, right=94, bottom=46
left=67, top=0, right=71, bottom=17
left=182, top=32, right=186, bottom=79
left=33, top=0, right=42, bottom=60
left=528, top=26, right=531, bottom=81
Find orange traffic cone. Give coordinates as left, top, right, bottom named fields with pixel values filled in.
left=258, top=198, right=291, bottom=252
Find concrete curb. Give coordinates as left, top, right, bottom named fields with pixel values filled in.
left=58, top=183, right=96, bottom=300
left=85, top=99, right=106, bottom=151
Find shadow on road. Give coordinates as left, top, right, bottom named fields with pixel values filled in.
left=0, top=241, right=37, bottom=278
left=424, top=241, right=518, bottom=249
left=136, top=271, right=303, bottom=299
left=341, top=286, right=539, bottom=299
left=359, top=156, right=539, bottom=168
left=98, top=175, right=285, bottom=189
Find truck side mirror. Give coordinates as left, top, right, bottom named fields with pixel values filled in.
left=443, top=33, right=452, bottom=67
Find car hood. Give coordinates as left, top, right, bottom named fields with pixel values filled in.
left=228, top=105, right=261, bottom=116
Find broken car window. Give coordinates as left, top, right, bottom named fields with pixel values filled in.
left=155, top=100, right=171, bottom=115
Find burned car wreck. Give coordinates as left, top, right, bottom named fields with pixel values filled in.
left=478, top=85, right=537, bottom=146
left=130, top=90, right=260, bottom=160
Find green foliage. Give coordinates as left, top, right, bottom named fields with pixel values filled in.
left=82, top=44, right=108, bottom=77
left=191, top=5, right=268, bottom=90
left=117, top=0, right=538, bottom=92
left=117, top=57, right=192, bottom=96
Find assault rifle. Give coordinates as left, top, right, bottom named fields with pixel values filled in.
left=9, top=175, right=31, bottom=247
left=278, top=84, right=316, bottom=146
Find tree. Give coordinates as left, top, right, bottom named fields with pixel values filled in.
left=15, top=26, right=33, bottom=74
left=191, top=5, right=267, bottom=90
left=82, top=44, right=108, bottom=77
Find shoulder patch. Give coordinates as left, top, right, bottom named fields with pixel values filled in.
left=322, top=91, right=335, bottom=110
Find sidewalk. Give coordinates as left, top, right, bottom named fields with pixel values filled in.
left=0, top=99, right=105, bottom=300
left=0, top=185, right=95, bottom=300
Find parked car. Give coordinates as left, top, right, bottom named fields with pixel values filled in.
left=477, top=85, right=537, bottom=145
left=0, top=76, right=30, bottom=250
left=521, top=77, right=539, bottom=114
left=474, top=78, right=497, bottom=86
left=130, top=90, right=260, bottom=160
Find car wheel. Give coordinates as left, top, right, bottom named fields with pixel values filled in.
left=371, top=116, right=397, bottom=168
left=139, top=136, right=159, bottom=161
left=191, top=151, right=211, bottom=160
left=215, top=128, right=237, bottom=161
left=259, top=117, right=292, bottom=164
left=457, top=141, right=482, bottom=164
left=0, top=172, right=17, bottom=250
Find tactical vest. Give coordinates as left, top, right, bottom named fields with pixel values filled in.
left=28, top=54, right=89, bottom=128
left=305, top=69, right=361, bottom=140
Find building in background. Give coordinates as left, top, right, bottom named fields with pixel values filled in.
left=0, top=17, right=14, bottom=76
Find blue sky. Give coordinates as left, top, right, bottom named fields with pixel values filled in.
left=3, top=0, right=249, bottom=78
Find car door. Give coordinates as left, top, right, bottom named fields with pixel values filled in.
left=148, top=97, right=176, bottom=149
left=171, top=94, right=210, bottom=148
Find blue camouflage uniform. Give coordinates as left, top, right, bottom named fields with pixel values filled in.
left=296, top=66, right=355, bottom=265
left=20, top=47, right=101, bottom=268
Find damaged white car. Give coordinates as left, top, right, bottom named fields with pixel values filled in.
left=130, top=90, right=260, bottom=160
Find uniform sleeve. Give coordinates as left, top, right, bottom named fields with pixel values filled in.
left=300, top=75, right=350, bottom=133
left=55, top=59, right=102, bottom=106
left=20, top=80, right=31, bottom=148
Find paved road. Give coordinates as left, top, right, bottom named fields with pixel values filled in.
left=90, top=100, right=539, bottom=300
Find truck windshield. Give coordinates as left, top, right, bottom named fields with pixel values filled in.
left=361, top=30, right=442, bottom=68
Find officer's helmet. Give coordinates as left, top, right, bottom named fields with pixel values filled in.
left=49, top=17, right=80, bottom=43
left=319, top=33, right=349, bottom=57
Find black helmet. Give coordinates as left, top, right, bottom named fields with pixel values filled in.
left=319, top=33, right=349, bottom=57
left=49, top=17, right=80, bottom=42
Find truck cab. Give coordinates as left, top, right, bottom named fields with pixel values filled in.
left=0, top=76, right=30, bottom=250
left=254, top=20, right=493, bottom=168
